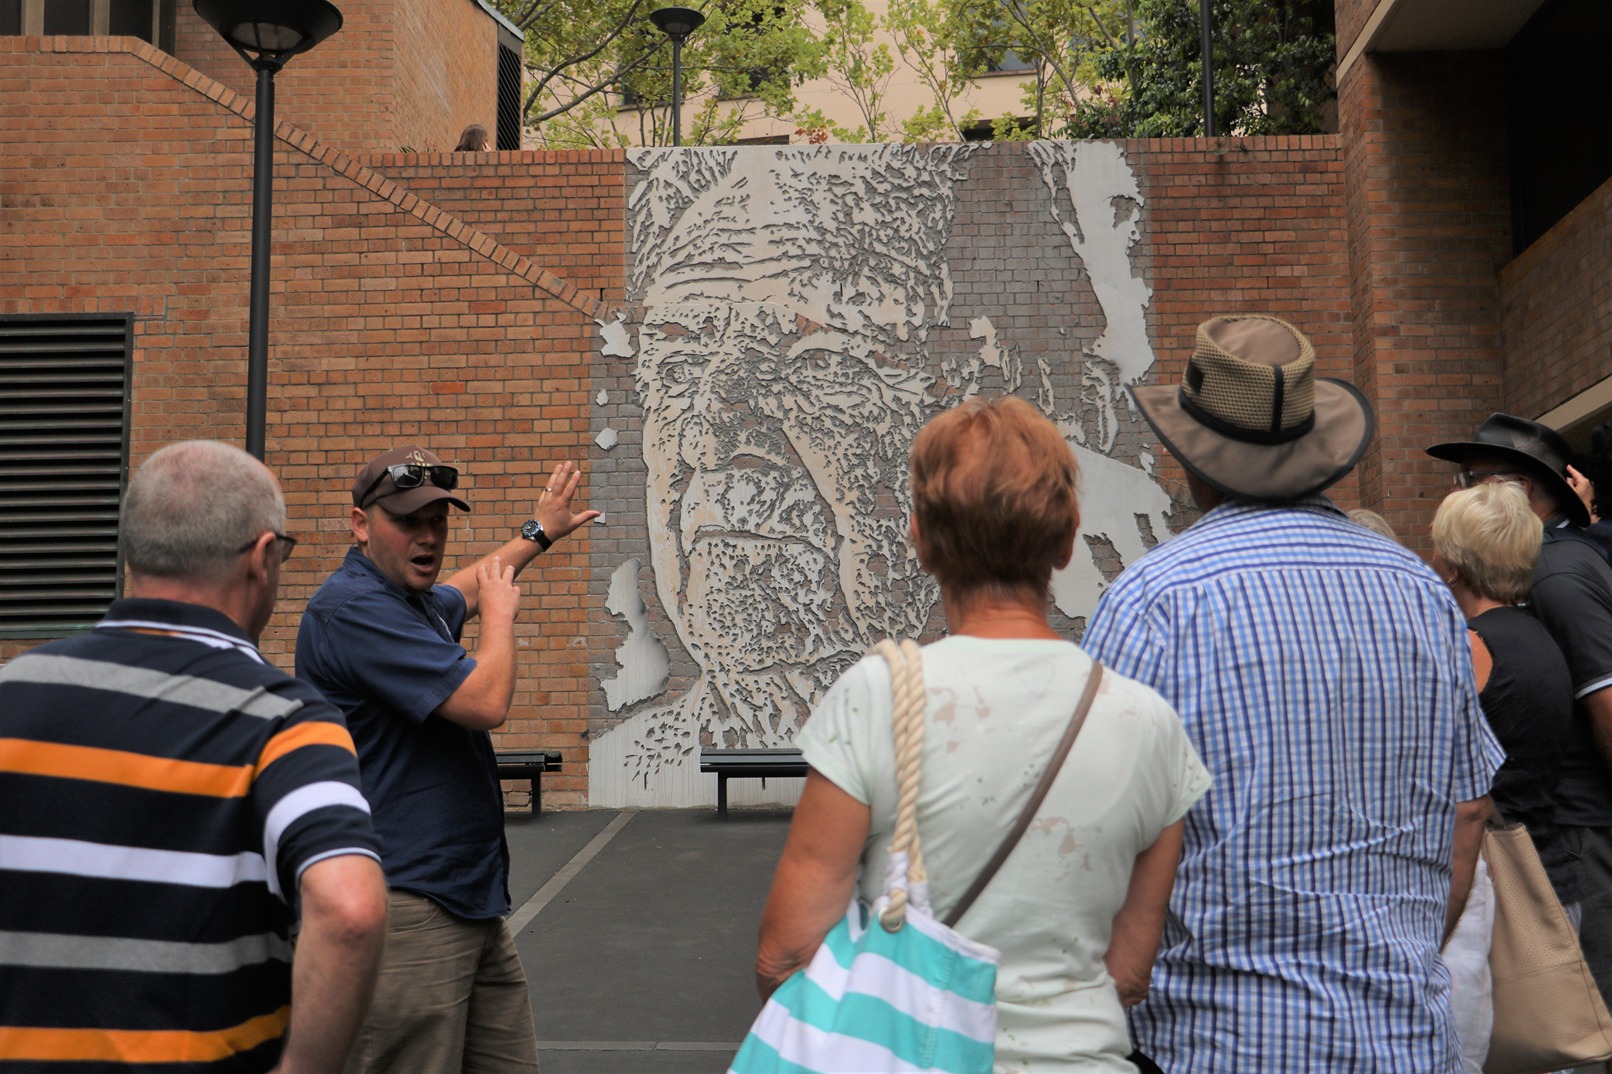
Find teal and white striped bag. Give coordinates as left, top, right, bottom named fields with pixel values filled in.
left=727, top=848, right=1001, bottom=1074
left=729, top=639, right=1001, bottom=1074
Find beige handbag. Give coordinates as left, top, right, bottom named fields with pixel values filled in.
left=1483, top=822, right=1612, bottom=1073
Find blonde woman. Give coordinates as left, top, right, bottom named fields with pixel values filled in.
left=1432, top=482, right=1577, bottom=909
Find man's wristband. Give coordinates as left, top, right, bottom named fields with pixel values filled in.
left=520, top=519, right=552, bottom=551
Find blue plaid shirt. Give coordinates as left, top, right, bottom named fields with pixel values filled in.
left=1083, top=498, right=1501, bottom=1073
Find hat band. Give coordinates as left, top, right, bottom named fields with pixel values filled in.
left=1178, top=390, right=1315, bottom=446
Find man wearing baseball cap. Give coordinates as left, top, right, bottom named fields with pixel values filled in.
left=1082, top=315, right=1500, bottom=1073
left=1428, top=413, right=1612, bottom=1012
left=296, top=446, right=599, bottom=1074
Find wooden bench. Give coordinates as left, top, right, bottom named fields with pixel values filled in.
left=699, top=748, right=808, bottom=816
left=495, top=750, right=563, bottom=815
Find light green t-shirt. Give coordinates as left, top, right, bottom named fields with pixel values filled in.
left=798, top=636, right=1211, bottom=1074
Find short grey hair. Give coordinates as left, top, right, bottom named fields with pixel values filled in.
left=1347, top=508, right=1400, bottom=543
left=1432, top=482, right=1542, bottom=605
left=122, top=440, right=286, bottom=581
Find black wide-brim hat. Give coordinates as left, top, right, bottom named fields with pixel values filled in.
left=1426, top=413, right=1588, bottom=526
left=1130, top=315, right=1373, bottom=503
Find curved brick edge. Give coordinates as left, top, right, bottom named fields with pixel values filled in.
left=30, top=35, right=606, bottom=321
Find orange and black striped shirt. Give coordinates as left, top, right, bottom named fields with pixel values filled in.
left=0, top=598, right=380, bottom=1072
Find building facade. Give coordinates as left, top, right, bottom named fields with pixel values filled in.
left=1, top=0, right=1608, bottom=808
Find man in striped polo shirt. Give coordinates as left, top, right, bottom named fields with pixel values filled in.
left=1083, top=317, right=1500, bottom=1073
left=0, top=440, right=388, bottom=1072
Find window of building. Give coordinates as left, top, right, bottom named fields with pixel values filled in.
left=0, top=315, right=132, bottom=637
left=715, top=4, right=787, bottom=100
left=983, top=49, right=1034, bottom=75
left=1507, top=0, right=1612, bottom=253
left=956, top=19, right=1035, bottom=79
left=496, top=25, right=523, bottom=150
left=4, top=0, right=174, bottom=51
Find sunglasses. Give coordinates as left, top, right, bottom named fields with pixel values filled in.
left=359, top=463, right=459, bottom=505
left=1453, top=469, right=1527, bottom=490
left=236, top=532, right=298, bottom=561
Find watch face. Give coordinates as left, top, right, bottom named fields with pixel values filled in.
left=522, top=520, right=542, bottom=539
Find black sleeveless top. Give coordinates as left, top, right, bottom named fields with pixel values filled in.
left=1470, top=605, right=1578, bottom=903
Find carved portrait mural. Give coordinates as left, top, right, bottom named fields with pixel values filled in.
left=590, top=142, right=1173, bottom=808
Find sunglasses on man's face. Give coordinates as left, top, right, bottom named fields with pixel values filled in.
left=235, top=532, right=297, bottom=561
left=360, top=463, right=459, bottom=505
left=1453, top=469, right=1527, bottom=490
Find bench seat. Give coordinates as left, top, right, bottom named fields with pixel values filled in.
left=699, top=747, right=808, bottom=816
left=495, top=750, right=563, bottom=815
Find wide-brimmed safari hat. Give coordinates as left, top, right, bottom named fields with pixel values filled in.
left=1426, top=413, right=1589, bottom=526
left=1129, top=314, right=1373, bottom=503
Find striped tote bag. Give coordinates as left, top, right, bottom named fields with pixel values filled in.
left=728, top=850, right=1000, bottom=1074
left=728, top=640, right=1001, bottom=1074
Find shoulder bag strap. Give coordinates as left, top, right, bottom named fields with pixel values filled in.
left=943, top=661, right=1104, bottom=929
left=876, top=638, right=929, bottom=930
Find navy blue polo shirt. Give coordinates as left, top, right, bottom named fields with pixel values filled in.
left=296, top=548, right=510, bottom=919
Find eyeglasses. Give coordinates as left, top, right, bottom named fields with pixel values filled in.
left=359, top=463, right=459, bottom=506
left=236, top=532, right=298, bottom=561
left=1454, top=469, right=1527, bottom=489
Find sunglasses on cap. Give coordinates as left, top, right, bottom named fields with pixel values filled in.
left=359, top=463, right=460, bottom=506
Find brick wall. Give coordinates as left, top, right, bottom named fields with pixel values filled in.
left=170, top=0, right=500, bottom=154
left=0, top=38, right=610, bottom=807
left=1, top=34, right=1493, bottom=806
left=367, top=152, right=625, bottom=300
left=1335, top=0, right=1381, bottom=59
left=1127, top=135, right=1355, bottom=507
left=1500, top=174, right=1612, bottom=420
left=1338, top=50, right=1513, bottom=550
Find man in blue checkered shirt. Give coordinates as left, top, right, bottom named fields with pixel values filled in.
left=1083, top=316, right=1501, bottom=1073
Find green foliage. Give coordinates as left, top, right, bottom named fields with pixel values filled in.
left=947, top=0, right=1135, bottom=136
left=809, top=0, right=897, bottom=140
left=498, top=0, right=828, bottom=146
left=497, top=0, right=1333, bottom=146
left=1087, top=0, right=1335, bottom=137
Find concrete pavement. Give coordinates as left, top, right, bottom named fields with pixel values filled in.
left=505, top=809, right=794, bottom=1074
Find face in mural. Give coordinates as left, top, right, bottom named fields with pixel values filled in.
left=626, top=147, right=976, bottom=741
left=593, top=143, right=1169, bottom=805
left=636, top=302, right=930, bottom=680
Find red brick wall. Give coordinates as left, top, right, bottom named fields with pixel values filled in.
left=1127, top=135, right=1356, bottom=508
left=1500, top=174, right=1612, bottom=420
left=170, top=0, right=500, bottom=154
left=1335, top=0, right=1382, bottom=60
left=367, top=153, right=625, bottom=299
left=0, top=39, right=609, bottom=806
left=1338, top=50, right=1513, bottom=550
left=0, top=37, right=1405, bottom=805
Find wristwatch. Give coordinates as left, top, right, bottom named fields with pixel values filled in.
left=520, top=519, right=552, bottom=551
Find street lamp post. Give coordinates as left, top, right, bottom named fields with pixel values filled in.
left=648, top=6, right=705, bottom=147
left=1199, top=0, right=1215, bottom=137
left=194, top=0, right=343, bottom=460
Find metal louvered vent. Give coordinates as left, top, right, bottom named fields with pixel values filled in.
left=0, top=316, right=131, bottom=636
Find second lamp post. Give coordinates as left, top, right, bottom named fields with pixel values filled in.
left=649, top=6, right=705, bottom=147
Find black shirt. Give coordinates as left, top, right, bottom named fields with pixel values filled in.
left=1527, top=517, right=1612, bottom=829
left=1469, top=605, right=1577, bottom=902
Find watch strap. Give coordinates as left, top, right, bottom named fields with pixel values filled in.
left=522, top=520, right=552, bottom=551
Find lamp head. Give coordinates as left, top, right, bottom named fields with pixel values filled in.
left=649, top=6, right=705, bottom=43
left=194, top=0, right=343, bottom=72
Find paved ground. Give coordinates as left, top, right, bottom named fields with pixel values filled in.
left=504, top=809, right=794, bottom=1074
